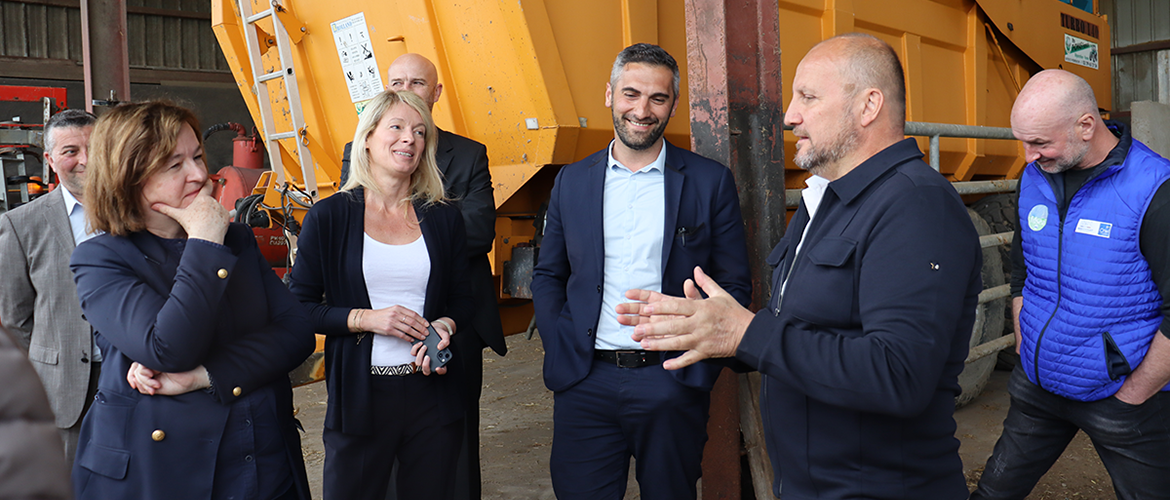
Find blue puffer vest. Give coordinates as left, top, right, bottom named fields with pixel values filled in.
left=1018, top=139, right=1170, bottom=401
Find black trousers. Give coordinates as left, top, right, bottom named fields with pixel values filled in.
left=384, top=333, right=485, bottom=500
left=972, top=366, right=1170, bottom=500
left=322, top=374, right=463, bottom=500
left=550, top=359, right=710, bottom=500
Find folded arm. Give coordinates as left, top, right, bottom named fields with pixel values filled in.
left=72, top=238, right=239, bottom=373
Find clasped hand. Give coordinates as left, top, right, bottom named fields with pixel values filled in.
left=616, top=266, right=754, bottom=370
left=359, top=306, right=452, bottom=375
left=126, top=362, right=211, bottom=396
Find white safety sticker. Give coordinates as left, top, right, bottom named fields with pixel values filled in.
left=1028, top=204, right=1049, bottom=231
left=331, top=13, right=383, bottom=105
left=1075, top=218, right=1113, bottom=238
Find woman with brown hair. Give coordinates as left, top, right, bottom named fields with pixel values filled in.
left=288, top=90, right=472, bottom=500
left=70, top=101, right=313, bottom=500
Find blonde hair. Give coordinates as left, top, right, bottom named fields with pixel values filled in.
left=342, top=90, right=445, bottom=205
left=85, top=101, right=202, bottom=236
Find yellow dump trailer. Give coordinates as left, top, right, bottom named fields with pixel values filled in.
left=213, top=0, right=1112, bottom=392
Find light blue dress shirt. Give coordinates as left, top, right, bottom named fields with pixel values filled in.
left=61, top=187, right=102, bottom=361
left=595, top=141, right=667, bottom=351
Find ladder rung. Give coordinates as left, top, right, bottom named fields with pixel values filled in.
left=258, top=71, right=284, bottom=83
left=245, top=9, right=273, bottom=24
left=269, top=132, right=297, bottom=141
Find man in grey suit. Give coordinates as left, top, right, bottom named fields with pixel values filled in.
left=341, top=53, right=506, bottom=499
left=0, top=109, right=98, bottom=463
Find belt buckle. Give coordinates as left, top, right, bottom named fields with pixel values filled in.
left=614, top=350, right=642, bottom=368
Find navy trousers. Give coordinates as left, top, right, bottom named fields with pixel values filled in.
left=550, top=358, right=710, bottom=500
left=322, top=374, right=463, bottom=500
left=972, top=366, right=1170, bottom=500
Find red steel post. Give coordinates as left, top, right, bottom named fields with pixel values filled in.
left=685, top=0, right=784, bottom=498
left=81, top=0, right=131, bottom=115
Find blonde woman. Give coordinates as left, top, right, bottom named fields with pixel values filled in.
left=288, top=90, right=472, bottom=500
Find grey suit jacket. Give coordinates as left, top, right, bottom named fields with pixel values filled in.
left=0, top=188, right=95, bottom=429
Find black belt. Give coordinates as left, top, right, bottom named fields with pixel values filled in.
left=594, top=350, right=661, bottom=368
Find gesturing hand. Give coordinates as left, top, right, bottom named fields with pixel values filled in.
left=616, top=266, right=754, bottom=370
left=617, top=274, right=705, bottom=327
left=151, top=180, right=230, bottom=244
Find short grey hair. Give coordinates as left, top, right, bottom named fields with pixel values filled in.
left=44, top=109, right=96, bottom=153
left=609, top=43, right=680, bottom=98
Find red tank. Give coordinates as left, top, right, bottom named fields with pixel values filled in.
left=207, top=123, right=287, bottom=266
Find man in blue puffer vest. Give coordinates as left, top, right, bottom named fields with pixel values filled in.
left=972, top=69, right=1170, bottom=499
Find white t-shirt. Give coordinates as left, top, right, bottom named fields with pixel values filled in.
left=363, top=233, right=430, bottom=366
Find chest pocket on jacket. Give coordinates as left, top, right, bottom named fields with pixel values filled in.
left=673, top=222, right=709, bottom=255
left=794, top=237, right=858, bottom=327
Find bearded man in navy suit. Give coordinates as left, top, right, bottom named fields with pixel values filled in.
left=531, top=43, right=751, bottom=500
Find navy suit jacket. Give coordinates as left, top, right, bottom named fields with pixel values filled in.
left=70, top=224, right=314, bottom=500
left=287, top=188, right=474, bottom=434
left=531, top=140, right=752, bottom=393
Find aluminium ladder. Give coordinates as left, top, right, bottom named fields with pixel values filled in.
left=237, top=0, right=319, bottom=203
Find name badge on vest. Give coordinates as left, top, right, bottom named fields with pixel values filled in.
left=1075, top=218, right=1113, bottom=238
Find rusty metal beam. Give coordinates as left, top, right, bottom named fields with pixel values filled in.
left=685, top=0, right=783, bottom=498
left=81, top=0, right=130, bottom=114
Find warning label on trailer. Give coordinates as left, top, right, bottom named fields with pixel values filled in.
left=331, top=13, right=383, bottom=104
left=1064, top=33, right=1099, bottom=70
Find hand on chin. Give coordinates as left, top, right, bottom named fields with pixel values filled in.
left=150, top=183, right=229, bottom=243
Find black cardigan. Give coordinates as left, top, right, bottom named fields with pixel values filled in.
left=288, top=188, right=473, bottom=434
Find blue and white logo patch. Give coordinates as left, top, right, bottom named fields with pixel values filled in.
left=1075, top=218, right=1113, bottom=238
left=1028, top=204, right=1048, bottom=231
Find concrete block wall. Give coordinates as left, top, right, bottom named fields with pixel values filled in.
left=1131, top=100, right=1170, bottom=159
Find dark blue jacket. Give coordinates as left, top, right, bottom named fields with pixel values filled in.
left=531, top=140, right=752, bottom=392
left=736, top=139, right=980, bottom=499
left=287, top=188, right=473, bottom=434
left=70, top=224, right=314, bottom=500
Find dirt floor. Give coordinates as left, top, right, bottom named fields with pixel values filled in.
left=293, top=334, right=1115, bottom=499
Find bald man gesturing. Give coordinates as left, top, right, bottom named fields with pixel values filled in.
left=968, top=70, right=1170, bottom=499
left=619, top=33, right=981, bottom=499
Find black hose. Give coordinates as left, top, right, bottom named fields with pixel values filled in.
left=203, top=122, right=246, bottom=141
left=234, top=193, right=271, bottom=228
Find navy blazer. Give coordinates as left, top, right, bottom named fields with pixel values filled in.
left=531, top=140, right=752, bottom=392
left=70, top=224, right=314, bottom=500
left=287, top=188, right=474, bottom=434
